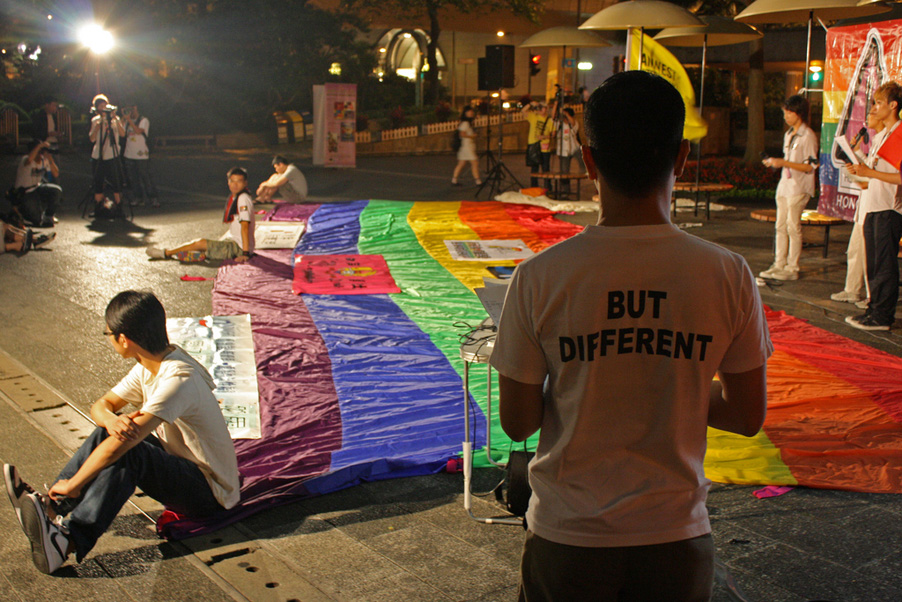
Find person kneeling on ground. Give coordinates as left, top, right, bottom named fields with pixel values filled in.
left=1, top=219, right=55, bottom=255
left=145, top=167, right=255, bottom=262
left=255, top=155, right=308, bottom=203
left=4, top=290, right=240, bottom=574
left=14, top=139, right=62, bottom=228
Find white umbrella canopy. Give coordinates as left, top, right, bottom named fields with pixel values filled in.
left=735, top=0, right=890, bottom=24
left=655, top=15, right=763, bottom=47
left=521, top=26, right=613, bottom=48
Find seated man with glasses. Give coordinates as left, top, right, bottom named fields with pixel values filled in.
left=4, top=290, right=240, bottom=574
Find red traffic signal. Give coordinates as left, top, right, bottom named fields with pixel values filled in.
left=529, top=52, right=541, bottom=76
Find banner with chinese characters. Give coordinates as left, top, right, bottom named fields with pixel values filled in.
left=166, top=314, right=261, bottom=439
left=820, top=20, right=902, bottom=219
left=292, top=254, right=401, bottom=295
left=312, top=83, right=357, bottom=167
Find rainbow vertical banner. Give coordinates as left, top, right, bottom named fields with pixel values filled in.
left=819, top=20, right=902, bottom=219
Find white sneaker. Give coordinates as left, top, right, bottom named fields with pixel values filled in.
left=831, top=291, right=863, bottom=303
left=845, top=314, right=892, bottom=331
left=759, top=265, right=785, bottom=279
left=856, top=299, right=870, bottom=309
left=21, top=493, right=69, bottom=574
left=145, top=246, right=167, bottom=259
left=771, top=268, right=799, bottom=281
left=3, top=464, right=35, bottom=530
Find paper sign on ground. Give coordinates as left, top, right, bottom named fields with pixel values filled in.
left=254, top=222, right=306, bottom=249
left=293, top=254, right=401, bottom=295
left=167, top=314, right=261, bottom=439
left=444, top=239, right=533, bottom=261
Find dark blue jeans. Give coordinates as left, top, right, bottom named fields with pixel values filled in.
left=125, top=158, right=159, bottom=203
left=54, top=427, right=223, bottom=561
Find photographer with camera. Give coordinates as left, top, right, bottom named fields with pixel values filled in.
left=14, top=139, right=62, bottom=228
left=123, top=105, right=160, bottom=208
left=88, top=94, right=126, bottom=217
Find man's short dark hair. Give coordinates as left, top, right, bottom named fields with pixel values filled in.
left=584, top=71, right=684, bottom=197
left=227, top=166, right=248, bottom=180
left=272, top=155, right=289, bottom=166
left=876, top=81, right=902, bottom=110
left=105, top=291, right=169, bottom=354
left=783, top=95, right=809, bottom=123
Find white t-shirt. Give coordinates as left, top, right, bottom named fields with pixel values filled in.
left=776, top=123, right=818, bottom=198
left=124, top=116, right=150, bottom=159
left=228, top=191, right=255, bottom=252
left=278, top=164, right=308, bottom=203
left=91, top=114, right=123, bottom=160
left=15, top=155, right=49, bottom=191
left=457, top=121, right=477, bottom=161
left=857, top=122, right=902, bottom=220
left=110, top=346, right=241, bottom=509
left=556, top=122, right=580, bottom=157
left=490, top=223, right=773, bottom=548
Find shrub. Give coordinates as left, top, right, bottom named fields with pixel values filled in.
left=680, top=157, right=780, bottom=194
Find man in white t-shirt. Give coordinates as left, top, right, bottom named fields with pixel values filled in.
left=490, top=71, right=772, bottom=601
left=4, top=291, right=240, bottom=574
left=256, top=155, right=308, bottom=203
left=123, top=105, right=160, bottom=207
left=145, top=167, right=255, bottom=262
left=14, top=139, right=61, bottom=227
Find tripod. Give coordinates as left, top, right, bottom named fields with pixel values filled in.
left=78, top=109, right=132, bottom=220
left=476, top=90, right=522, bottom=200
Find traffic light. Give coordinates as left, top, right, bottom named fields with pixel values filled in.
left=529, top=52, right=541, bottom=76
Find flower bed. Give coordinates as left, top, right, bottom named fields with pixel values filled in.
left=680, top=157, right=780, bottom=198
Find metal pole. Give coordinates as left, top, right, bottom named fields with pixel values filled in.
left=694, top=35, right=707, bottom=216
left=804, top=11, right=812, bottom=97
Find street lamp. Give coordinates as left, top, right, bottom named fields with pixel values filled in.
left=77, top=23, right=114, bottom=93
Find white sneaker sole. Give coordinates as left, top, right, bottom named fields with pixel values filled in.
left=21, top=494, right=67, bottom=574
left=3, top=464, right=28, bottom=530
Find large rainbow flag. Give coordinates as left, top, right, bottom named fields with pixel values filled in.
left=160, top=200, right=902, bottom=538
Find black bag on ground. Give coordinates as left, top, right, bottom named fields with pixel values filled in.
left=525, top=142, right=541, bottom=168
left=495, top=449, right=534, bottom=518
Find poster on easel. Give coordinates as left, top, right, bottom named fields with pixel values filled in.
left=820, top=20, right=902, bottom=220
left=312, top=83, right=357, bottom=167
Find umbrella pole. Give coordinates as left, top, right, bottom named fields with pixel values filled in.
left=694, top=35, right=707, bottom=217
left=804, top=11, right=812, bottom=97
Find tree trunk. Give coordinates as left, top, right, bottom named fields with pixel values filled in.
left=743, top=37, right=765, bottom=164
left=425, top=2, right=441, bottom=105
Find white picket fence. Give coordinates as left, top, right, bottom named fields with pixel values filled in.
left=357, top=104, right=583, bottom=145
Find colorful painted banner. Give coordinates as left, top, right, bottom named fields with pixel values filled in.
left=161, top=200, right=902, bottom=540
left=166, top=314, right=262, bottom=439
left=312, top=83, right=357, bottom=167
left=292, top=254, right=401, bottom=295
left=627, top=30, right=707, bottom=141
left=820, top=19, right=902, bottom=219
left=444, top=239, right=534, bottom=261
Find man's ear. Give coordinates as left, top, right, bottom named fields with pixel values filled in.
left=582, top=145, right=597, bottom=182
left=673, top=139, right=691, bottom=178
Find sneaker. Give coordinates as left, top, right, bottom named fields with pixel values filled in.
left=145, top=246, right=167, bottom=259
left=770, top=268, right=799, bottom=281
left=856, top=299, right=870, bottom=309
left=3, top=464, right=35, bottom=529
left=32, top=232, right=56, bottom=250
left=759, top=264, right=784, bottom=279
left=845, top=314, right=891, bottom=331
left=451, top=180, right=462, bottom=187
left=831, top=291, right=863, bottom=303
left=20, top=493, right=69, bottom=574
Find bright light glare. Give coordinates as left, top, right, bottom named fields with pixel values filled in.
left=47, top=14, right=53, bottom=20
left=496, top=31, right=505, bottom=37
left=78, top=24, right=115, bottom=54
left=578, top=62, right=593, bottom=71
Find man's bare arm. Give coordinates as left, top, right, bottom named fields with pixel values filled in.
left=498, top=374, right=544, bottom=442
left=708, top=364, right=767, bottom=437
left=49, top=411, right=162, bottom=500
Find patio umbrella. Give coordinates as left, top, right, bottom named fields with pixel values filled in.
left=735, top=0, right=890, bottom=95
left=655, top=16, right=763, bottom=200
left=579, top=0, right=703, bottom=69
left=520, top=26, right=612, bottom=94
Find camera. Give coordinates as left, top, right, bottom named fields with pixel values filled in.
left=90, top=104, right=118, bottom=116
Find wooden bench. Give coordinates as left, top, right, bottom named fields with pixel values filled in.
left=672, top=182, right=734, bottom=220
left=750, top=209, right=847, bottom=258
left=532, top=172, right=592, bottom=201
left=154, top=135, right=217, bottom=149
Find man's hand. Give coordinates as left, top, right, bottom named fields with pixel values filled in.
left=103, top=410, right=141, bottom=441
left=48, top=479, right=81, bottom=501
left=762, top=157, right=784, bottom=169
left=846, top=163, right=873, bottom=178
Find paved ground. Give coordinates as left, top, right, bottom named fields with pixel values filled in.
left=1, top=145, right=901, bottom=601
